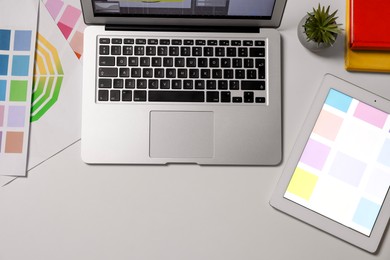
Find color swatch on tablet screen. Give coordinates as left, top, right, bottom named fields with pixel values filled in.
left=284, top=89, right=390, bottom=236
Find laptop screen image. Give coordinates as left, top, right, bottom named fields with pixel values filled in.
left=92, top=0, right=277, bottom=19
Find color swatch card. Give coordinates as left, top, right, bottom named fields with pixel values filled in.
left=42, top=0, right=86, bottom=60
left=284, top=89, right=390, bottom=236
left=0, top=0, right=39, bottom=176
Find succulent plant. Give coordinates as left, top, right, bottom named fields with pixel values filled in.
left=303, top=4, right=342, bottom=45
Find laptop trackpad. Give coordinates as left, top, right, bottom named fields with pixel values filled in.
left=150, top=111, right=214, bottom=159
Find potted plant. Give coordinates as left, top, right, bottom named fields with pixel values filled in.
left=298, top=4, right=342, bottom=52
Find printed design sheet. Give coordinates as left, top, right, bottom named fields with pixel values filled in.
left=1, top=0, right=82, bottom=185
left=0, top=0, right=39, bottom=176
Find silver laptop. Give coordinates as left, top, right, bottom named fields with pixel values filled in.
left=80, top=0, right=286, bottom=165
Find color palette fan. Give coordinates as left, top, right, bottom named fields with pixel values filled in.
left=43, top=0, right=86, bottom=59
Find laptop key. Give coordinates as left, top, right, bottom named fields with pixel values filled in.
left=117, top=57, right=127, bottom=66
left=172, top=80, right=182, bottom=89
left=122, top=90, right=132, bottom=101
left=124, top=38, right=134, bottom=44
left=183, top=80, right=193, bottom=89
left=160, top=80, right=170, bottom=89
left=99, top=38, right=110, bottom=44
left=110, top=90, right=121, bottom=101
left=98, top=90, right=109, bottom=101
left=113, top=79, right=123, bottom=88
left=241, top=80, right=266, bottom=90
left=136, top=39, right=146, bottom=44
left=149, top=91, right=204, bottom=102
left=243, top=40, right=253, bottom=46
left=255, top=59, right=266, bottom=79
left=99, top=45, right=109, bottom=55
left=125, top=79, right=135, bottom=89
left=233, top=97, right=242, bottom=103
left=207, top=91, right=219, bottom=102
left=99, top=79, right=111, bottom=88
left=99, top=56, right=115, bottom=66
left=99, top=68, right=118, bottom=77
left=159, top=39, right=170, bottom=45
left=146, top=46, right=156, bottom=55
left=148, top=79, right=158, bottom=89
left=123, top=46, right=133, bottom=55
left=250, top=48, right=265, bottom=57
left=112, top=38, right=122, bottom=44
left=256, top=97, right=266, bottom=103
left=238, top=48, right=248, bottom=57
left=134, top=90, right=147, bottom=101
left=111, top=45, right=121, bottom=55
left=244, top=92, right=254, bottom=103
left=157, top=46, right=168, bottom=56
left=255, top=40, right=265, bottom=46
left=148, top=39, right=158, bottom=45
left=221, top=91, right=231, bottom=102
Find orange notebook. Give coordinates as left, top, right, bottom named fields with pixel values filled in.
left=345, top=0, right=390, bottom=72
left=350, top=0, right=390, bottom=50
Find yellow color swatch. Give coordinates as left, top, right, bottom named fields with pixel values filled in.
left=287, top=168, right=318, bottom=201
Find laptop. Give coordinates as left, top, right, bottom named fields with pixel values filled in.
left=80, top=0, right=286, bottom=165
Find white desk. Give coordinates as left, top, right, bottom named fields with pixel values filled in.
left=1, top=0, right=389, bottom=259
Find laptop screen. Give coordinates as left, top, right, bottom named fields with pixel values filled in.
left=92, top=0, right=276, bottom=19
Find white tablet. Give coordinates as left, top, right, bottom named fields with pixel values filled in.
left=270, top=74, right=390, bottom=253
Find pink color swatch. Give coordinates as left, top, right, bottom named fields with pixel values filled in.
left=59, top=5, right=81, bottom=28
left=70, top=30, right=83, bottom=58
left=354, top=102, right=388, bottom=129
left=45, top=0, right=64, bottom=20
left=313, top=110, right=344, bottom=141
left=57, top=22, right=72, bottom=39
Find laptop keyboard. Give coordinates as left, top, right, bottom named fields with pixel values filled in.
left=97, top=36, right=267, bottom=104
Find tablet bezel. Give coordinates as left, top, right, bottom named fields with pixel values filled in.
left=270, top=74, right=390, bottom=253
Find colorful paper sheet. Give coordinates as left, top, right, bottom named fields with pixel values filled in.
left=0, top=0, right=39, bottom=176
left=1, top=1, right=82, bottom=185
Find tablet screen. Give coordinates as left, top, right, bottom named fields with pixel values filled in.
left=284, top=88, right=390, bottom=236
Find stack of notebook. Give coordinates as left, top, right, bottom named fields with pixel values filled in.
left=345, top=0, right=390, bottom=72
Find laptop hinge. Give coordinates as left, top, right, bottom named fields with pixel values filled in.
left=105, top=25, right=260, bottom=33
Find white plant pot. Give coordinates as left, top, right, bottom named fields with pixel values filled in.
left=297, top=14, right=336, bottom=52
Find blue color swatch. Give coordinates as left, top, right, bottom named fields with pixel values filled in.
left=11, top=55, right=30, bottom=76
left=14, top=30, right=32, bottom=51
left=353, top=198, right=381, bottom=231
left=325, top=89, right=353, bottom=113
left=377, top=139, right=390, bottom=167
left=0, top=30, right=11, bottom=50
left=0, top=80, right=6, bottom=101
left=0, top=55, right=9, bottom=75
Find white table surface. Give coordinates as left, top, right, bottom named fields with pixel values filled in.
left=1, top=0, right=390, bottom=259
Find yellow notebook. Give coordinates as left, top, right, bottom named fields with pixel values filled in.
left=345, top=0, right=390, bottom=72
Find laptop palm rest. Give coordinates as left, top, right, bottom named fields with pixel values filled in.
left=149, top=111, right=214, bottom=159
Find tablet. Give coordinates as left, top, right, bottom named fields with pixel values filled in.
left=270, top=74, right=390, bottom=253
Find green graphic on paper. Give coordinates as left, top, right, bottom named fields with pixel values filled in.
left=31, top=34, right=64, bottom=122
